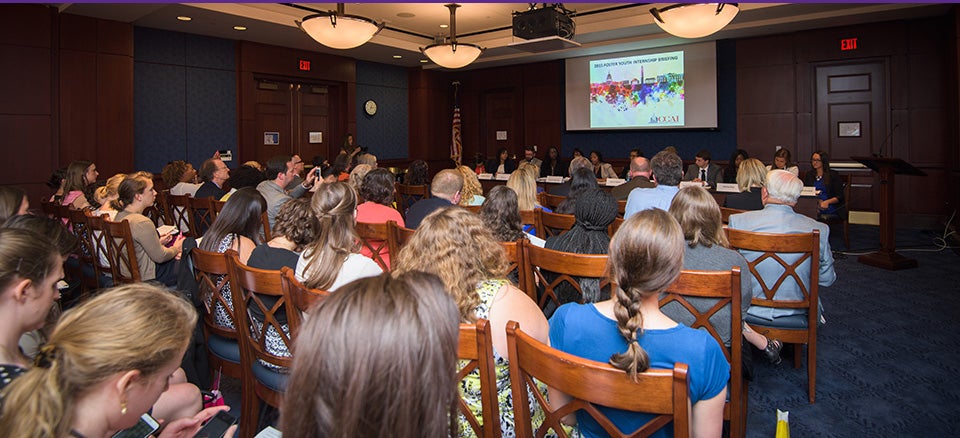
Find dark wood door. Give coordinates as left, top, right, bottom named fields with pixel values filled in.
left=815, top=61, right=888, bottom=211
left=480, top=90, right=520, bottom=163
left=252, top=79, right=340, bottom=166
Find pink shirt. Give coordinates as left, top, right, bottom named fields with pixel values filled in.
left=356, top=201, right=404, bottom=269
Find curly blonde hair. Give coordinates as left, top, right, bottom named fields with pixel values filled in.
left=456, top=165, right=482, bottom=206
left=392, top=207, right=507, bottom=322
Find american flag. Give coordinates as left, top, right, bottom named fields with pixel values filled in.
left=451, top=105, right=462, bottom=165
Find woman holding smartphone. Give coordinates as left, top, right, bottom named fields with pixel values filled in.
left=0, top=284, right=234, bottom=437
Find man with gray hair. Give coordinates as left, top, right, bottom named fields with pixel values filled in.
left=623, top=150, right=683, bottom=217
left=404, top=169, right=463, bottom=229
left=548, top=155, right=593, bottom=196
left=728, top=169, right=836, bottom=321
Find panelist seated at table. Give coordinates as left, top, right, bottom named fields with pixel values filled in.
left=766, top=147, right=800, bottom=176
left=484, top=148, right=516, bottom=176
left=547, top=156, right=592, bottom=197
left=618, top=148, right=643, bottom=180
left=683, top=149, right=722, bottom=187
left=723, top=158, right=767, bottom=211
left=539, top=146, right=568, bottom=178
left=589, top=150, right=618, bottom=179
left=727, top=170, right=837, bottom=322
left=801, top=150, right=844, bottom=221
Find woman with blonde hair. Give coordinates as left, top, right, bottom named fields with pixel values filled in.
left=393, top=207, right=548, bottom=436
left=283, top=272, right=459, bottom=438
left=724, top=158, right=767, bottom=211
left=0, top=283, right=232, bottom=437
left=507, top=164, right=549, bottom=235
left=0, top=186, right=28, bottom=223
left=296, top=182, right=381, bottom=290
left=456, top=165, right=485, bottom=206
left=349, top=163, right=373, bottom=195
left=549, top=208, right=728, bottom=437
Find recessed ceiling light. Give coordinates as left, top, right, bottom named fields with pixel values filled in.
left=392, top=55, right=402, bottom=59
left=397, top=12, right=415, bottom=18
left=176, top=16, right=192, bottom=21
left=420, top=59, right=429, bottom=63
left=233, top=26, right=247, bottom=31
left=439, top=24, right=448, bottom=29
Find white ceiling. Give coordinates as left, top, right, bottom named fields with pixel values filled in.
left=57, top=3, right=949, bottom=70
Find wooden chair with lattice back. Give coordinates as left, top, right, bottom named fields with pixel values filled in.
left=519, top=210, right=539, bottom=235
left=66, top=207, right=98, bottom=294
left=388, top=220, right=415, bottom=250
left=84, top=211, right=116, bottom=288
left=356, top=221, right=399, bottom=271
left=226, top=253, right=293, bottom=438
left=188, top=196, right=217, bottom=237
left=464, top=204, right=482, bottom=214
left=541, top=193, right=566, bottom=210
left=725, top=228, right=821, bottom=403
left=661, top=268, right=746, bottom=437
left=191, top=248, right=245, bottom=388
left=102, top=218, right=141, bottom=285
left=720, top=207, right=747, bottom=225
left=536, top=209, right=575, bottom=240
left=166, top=193, right=193, bottom=237
left=40, top=200, right=58, bottom=218
left=608, top=217, right=624, bottom=238
left=395, top=183, right=430, bottom=219
left=506, top=321, right=691, bottom=438
left=279, top=267, right=329, bottom=337
left=519, top=240, right=610, bottom=311
left=617, top=199, right=626, bottom=217
left=156, top=189, right=173, bottom=226
left=458, top=318, right=501, bottom=438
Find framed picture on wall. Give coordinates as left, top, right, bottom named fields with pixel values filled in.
left=838, top=121, right=861, bottom=137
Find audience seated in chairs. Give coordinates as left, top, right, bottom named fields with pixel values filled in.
left=507, top=165, right=550, bottom=235
left=195, top=157, right=230, bottom=200
left=544, top=188, right=618, bottom=307
left=282, top=272, right=459, bottom=438
left=548, top=208, right=729, bottom=437
left=548, top=156, right=592, bottom=197
left=724, top=158, right=767, bottom=211
left=357, top=168, right=404, bottom=270
left=0, top=283, right=231, bottom=437
left=612, top=156, right=655, bottom=201
left=114, top=173, right=182, bottom=286
left=668, top=186, right=783, bottom=364
left=393, top=206, right=549, bottom=437
left=248, top=198, right=318, bottom=272
left=625, top=150, right=684, bottom=218
left=62, top=160, right=99, bottom=210
left=480, top=185, right=527, bottom=243
left=198, top=187, right=266, bottom=330
left=405, top=169, right=463, bottom=230
left=348, top=163, right=373, bottom=196
left=296, top=182, right=382, bottom=290
left=405, top=159, right=430, bottom=186
left=219, top=164, right=266, bottom=202
left=257, top=155, right=317, bottom=230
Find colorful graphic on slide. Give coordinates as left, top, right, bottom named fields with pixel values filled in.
left=589, top=51, right=684, bottom=128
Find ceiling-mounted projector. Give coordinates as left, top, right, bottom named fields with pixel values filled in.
left=512, top=4, right=575, bottom=40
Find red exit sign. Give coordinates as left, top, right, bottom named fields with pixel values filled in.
left=841, top=38, right=858, bottom=51
left=298, top=59, right=311, bottom=71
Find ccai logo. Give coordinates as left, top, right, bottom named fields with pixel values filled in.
left=648, top=114, right=680, bottom=124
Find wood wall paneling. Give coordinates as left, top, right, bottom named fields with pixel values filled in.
left=0, top=116, right=53, bottom=184
left=736, top=65, right=797, bottom=114
left=58, top=49, right=98, bottom=164
left=0, top=45, right=51, bottom=115
left=0, top=4, right=52, bottom=48
left=97, top=19, right=134, bottom=56
left=96, top=53, right=134, bottom=176
left=59, top=13, right=97, bottom=52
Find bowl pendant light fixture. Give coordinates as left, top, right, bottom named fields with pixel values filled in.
left=420, top=4, right=484, bottom=69
left=650, top=3, right=739, bottom=39
left=298, top=3, right=384, bottom=50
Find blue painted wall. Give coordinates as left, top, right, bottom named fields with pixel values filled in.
left=134, top=27, right=237, bottom=173
left=560, top=40, right=737, bottom=162
left=355, top=61, right=409, bottom=160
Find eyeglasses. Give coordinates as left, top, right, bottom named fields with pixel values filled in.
left=811, top=159, right=822, bottom=162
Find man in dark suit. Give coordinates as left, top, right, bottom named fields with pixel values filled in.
left=683, top=149, right=721, bottom=187
left=405, top=169, right=463, bottom=229
left=612, top=156, right=655, bottom=201
left=194, top=158, right=230, bottom=200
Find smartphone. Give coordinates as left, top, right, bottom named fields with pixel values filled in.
left=194, top=411, right=238, bottom=438
left=112, top=413, right=160, bottom=438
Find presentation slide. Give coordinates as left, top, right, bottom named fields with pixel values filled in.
left=566, top=41, right=717, bottom=131
left=589, top=51, right=684, bottom=128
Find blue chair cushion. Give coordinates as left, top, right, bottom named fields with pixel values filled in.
left=745, top=312, right=810, bottom=329
left=252, top=361, right=288, bottom=393
left=207, top=333, right=241, bottom=364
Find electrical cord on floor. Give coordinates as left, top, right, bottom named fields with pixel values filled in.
left=834, top=208, right=959, bottom=255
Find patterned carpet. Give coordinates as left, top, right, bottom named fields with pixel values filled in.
left=744, top=225, right=960, bottom=436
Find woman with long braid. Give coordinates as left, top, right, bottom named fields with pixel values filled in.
left=548, top=208, right=729, bottom=437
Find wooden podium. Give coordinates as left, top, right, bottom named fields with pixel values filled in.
left=851, top=157, right=926, bottom=270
